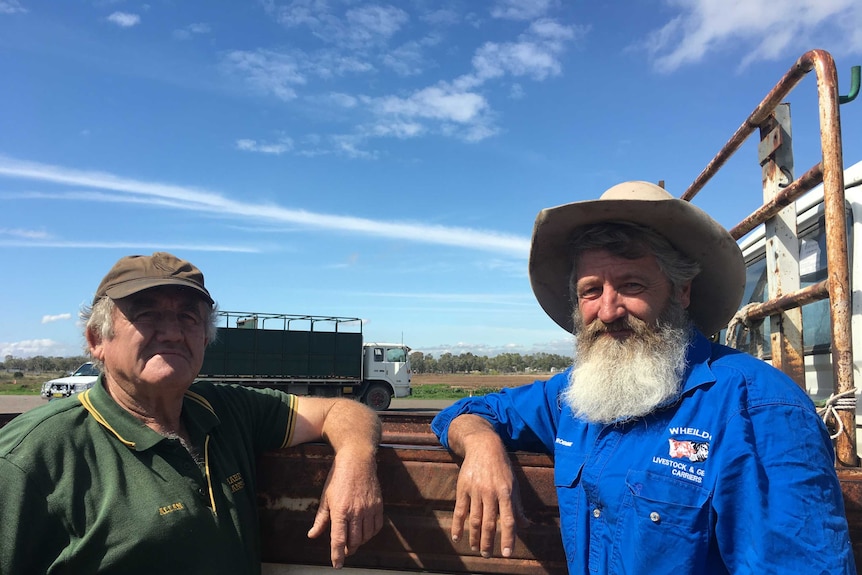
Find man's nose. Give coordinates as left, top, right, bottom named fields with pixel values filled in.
left=597, top=288, right=627, bottom=323
left=154, top=313, right=185, bottom=339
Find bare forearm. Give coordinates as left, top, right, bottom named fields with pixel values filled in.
left=447, top=413, right=506, bottom=457
left=321, top=398, right=382, bottom=457
left=292, top=396, right=381, bottom=453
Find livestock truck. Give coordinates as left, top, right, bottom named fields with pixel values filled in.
left=196, top=311, right=411, bottom=411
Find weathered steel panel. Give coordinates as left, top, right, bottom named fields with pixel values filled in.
left=257, top=440, right=566, bottom=574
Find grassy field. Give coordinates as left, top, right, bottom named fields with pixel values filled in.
left=410, top=372, right=552, bottom=399
left=0, top=370, right=554, bottom=397
left=0, top=372, right=51, bottom=395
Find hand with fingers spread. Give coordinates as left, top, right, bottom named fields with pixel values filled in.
left=307, top=447, right=384, bottom=569
left=447, top=414, right=530, bottom=559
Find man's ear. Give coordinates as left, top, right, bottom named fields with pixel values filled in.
left=679, top=281, right=693, bottom=309
left=86, top=328, right=105, bottom=361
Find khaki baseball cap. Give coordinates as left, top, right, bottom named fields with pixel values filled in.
left=93, top=252, right=214, bottom=305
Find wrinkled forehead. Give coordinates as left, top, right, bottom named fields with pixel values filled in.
left=572, top=247, right=663, bottom=281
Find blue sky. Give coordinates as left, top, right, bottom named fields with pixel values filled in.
left=1, top=0, right=861, bottom=360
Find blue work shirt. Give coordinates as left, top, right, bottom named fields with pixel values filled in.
left=431, top=331, right=855, bottom=574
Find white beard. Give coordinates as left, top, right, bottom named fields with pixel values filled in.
left=561, top=302, right=692, bottom=424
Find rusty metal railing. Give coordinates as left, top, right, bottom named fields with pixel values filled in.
left=680, top=49, right=856, bottom=466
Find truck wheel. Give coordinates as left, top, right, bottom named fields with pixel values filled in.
left=363, top=383, right=392, bottom=411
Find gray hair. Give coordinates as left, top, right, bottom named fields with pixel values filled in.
left=81, top=297, right=219, bottom=365
left=567, top=221, right=701, bottom=306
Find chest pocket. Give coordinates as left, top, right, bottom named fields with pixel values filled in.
left=553, top=449, right=586, bottom=562
left=612, top=469, right=713, bottom=574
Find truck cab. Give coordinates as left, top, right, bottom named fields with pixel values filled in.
left=361, top=343, right=412, bottom=411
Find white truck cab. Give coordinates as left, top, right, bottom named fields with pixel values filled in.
left=361, top=342, right=412, bottom=410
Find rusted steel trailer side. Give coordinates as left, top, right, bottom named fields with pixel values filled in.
left=257, top=442, right=565, bottom=574
left=2, top=410, right=860, bottom=573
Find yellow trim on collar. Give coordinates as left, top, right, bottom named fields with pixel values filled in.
left=184, top=390, right=216, bottom=415
left=203, top=435, right=218, bottom=515
left=78, top=389, right=136, bottom=448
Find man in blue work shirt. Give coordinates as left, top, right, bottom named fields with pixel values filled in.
left=431, top=181, right=855, bottom=574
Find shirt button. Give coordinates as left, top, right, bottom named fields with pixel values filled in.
left=592, top=508, right=601, bottom=518
left=650, top=512, right=661, bottom=523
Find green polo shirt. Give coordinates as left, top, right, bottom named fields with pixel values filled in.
left=0, top=377, right=297, bottom=575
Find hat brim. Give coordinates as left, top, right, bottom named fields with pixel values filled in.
left=104, top=278, right=214, bottom=305
left=529, top=196, right=745, bottom=336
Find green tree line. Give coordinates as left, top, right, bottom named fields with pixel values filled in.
left=409, top=351, right=572, bottom=374
left=3, top=351, right=574, bottom=378
left=2, top=355, right=90, bottom=375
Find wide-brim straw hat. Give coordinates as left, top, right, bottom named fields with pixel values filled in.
left=529, top=181, right=745, bottom=336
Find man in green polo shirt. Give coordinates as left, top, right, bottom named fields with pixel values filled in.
left=0, top=252, right=384, bottom=574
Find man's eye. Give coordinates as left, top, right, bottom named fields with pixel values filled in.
left=578, top=287, right=600, bottom=299
left=620, top=283, right=645, bottom=293
left=135, top=310, right=159, bottom=320
left=180, top=312, right=200, bottom=324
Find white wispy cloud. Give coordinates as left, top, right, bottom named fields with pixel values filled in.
left=236, top=137, right=294, bottom=155
left=42, top=314, right=72, bottom=324
left=0, top=0, right=26, bottom=15
left=373, top=86, right=489, bottom=124
left=270, top=1, right=408, bottom=49
left=174, top=22, right=212, bottom=40
left=344, top=4, right=408, bottom=47
left=0, top=156, right=531, bottom=257
left=0, top=239, right=258, bottom=251
left=361, top=17, right=581, bottom=143
left=491, top=0, right=560, bottom=21
left=222, top=47, right=373, bottom=99
left=0, top=227, right=50, bottom=239
left=641, top=0, right=862, bottom=72
left=107, top=12, right=140, bottom=28
left=221, top=49, right=307, bottom=101
left=1, top=338, right=78, bottom=358
left=382, top=35, right=441, bottom=77
left=466, top=18, right=584, bottom=85
left=232, top=4, right=580, bottom=151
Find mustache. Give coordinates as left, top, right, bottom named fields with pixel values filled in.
left=579, top=315, right=651, bottom=342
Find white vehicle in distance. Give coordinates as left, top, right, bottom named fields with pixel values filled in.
left=40, top=362, right=101, bottom=401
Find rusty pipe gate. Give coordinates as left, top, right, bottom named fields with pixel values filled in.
left=681, top=49, right=857, bottom=466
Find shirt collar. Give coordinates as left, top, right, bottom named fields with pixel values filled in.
left=678, top=329, right=717, bottom=396
left=78, top=375, right=221, bottom=451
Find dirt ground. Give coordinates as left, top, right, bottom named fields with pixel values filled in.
left=411, top=372, right=554, bottom=388
left=0, top=395, right=45, bottom=414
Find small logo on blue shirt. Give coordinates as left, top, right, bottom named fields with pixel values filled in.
left=668, top=438, right=710, bottom=462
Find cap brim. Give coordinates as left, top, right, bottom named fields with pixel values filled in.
left=103, top=278, right=214, bottom=305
